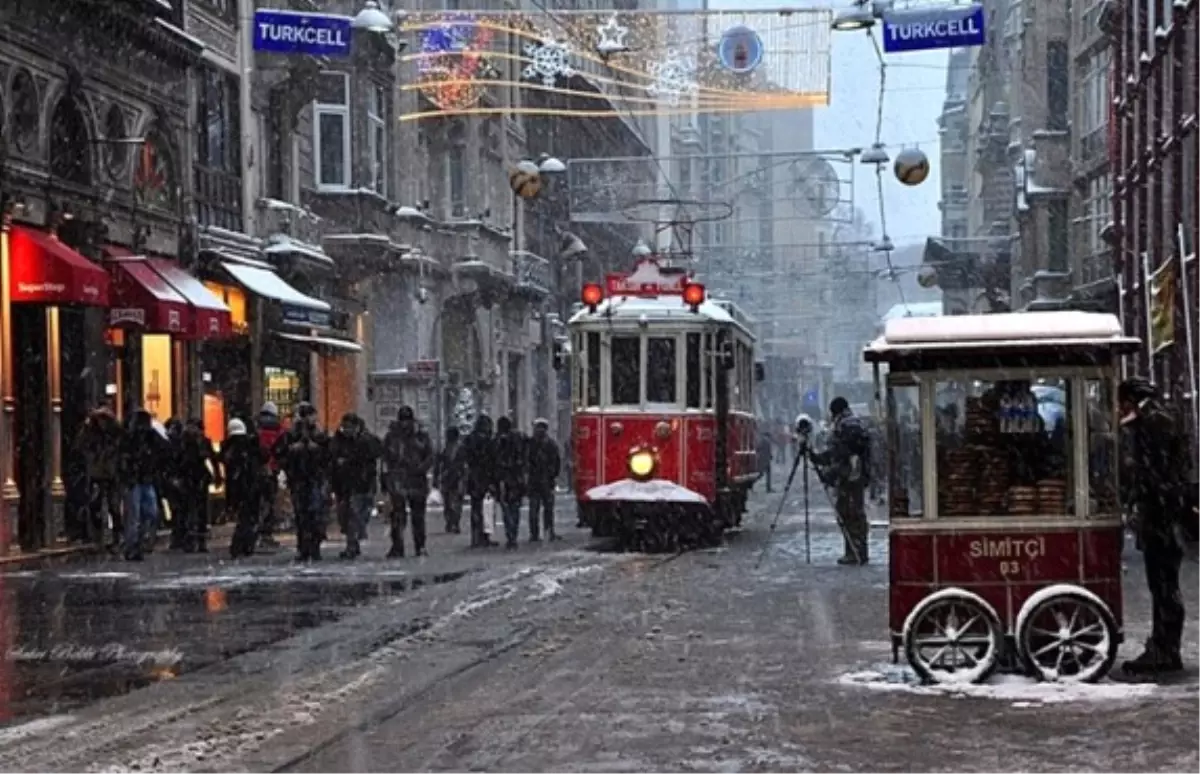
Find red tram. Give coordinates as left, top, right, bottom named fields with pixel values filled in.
left=866, top=311, right=1138, bottom=684
left=568, top=257, right=760, bottom=551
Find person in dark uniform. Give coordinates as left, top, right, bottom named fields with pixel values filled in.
left=274, top=402, right=330, bottom=562
left=526, top=418, right=561, bottom=542
left=331, top=412, right=381, bottom=559
left=381, top=406, right=434, bottom=557
left=1119, top=378, right=1190, bottom=675
left=808, top=397, right=871, bottom=565
left=462, top=415, right=498, bottom=547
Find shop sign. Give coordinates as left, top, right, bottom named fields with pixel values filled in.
left=252, top=9, right=352, bottom=57
left=110, top=308, right=145, bottom=327
left=282, top=305, right=332, bottom=328
left=882, top=3, right=985, bottom=54
left=168, top=309, right=184, bottom=332
left=408, top=359, right=441, bottom=378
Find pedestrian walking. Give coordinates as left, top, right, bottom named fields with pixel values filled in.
left=331, top=412, right=381, bottom=559
left=381, top=406, right=434, bottom=558
left=73, top=406, right=124, bottom=549
left=1118, top=378, right=1191, bottom=676
left=756, top=422, right=773, bottom=492
left=808, top=397, right=871, bottom=565
left=118, top=408, right=168, bottom=561
left=493, top=416, right=527, bottom=549
left=526, top=418, right=561, bottom=542
left=434, top=426, right=466, bottom=534
left=162, top=418, right=187, bottom=551
left=255, top=401, right=285, bottom=550
left=220, top=418, right=263, bottom=558
left=178, top=418, right=220, bottom=553
left=462, top=414, right=498, bottom=548
left=274, top=402, right=330, bottom=561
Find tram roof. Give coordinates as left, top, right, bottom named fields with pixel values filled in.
left=865, top=311, right=1140, bottom=358
left=569, top=294, right=746, bottom=329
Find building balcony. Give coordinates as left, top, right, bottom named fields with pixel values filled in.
left=510, top=250, right=553, bottom=299
left=1073, top=126, right=1110, bottom=180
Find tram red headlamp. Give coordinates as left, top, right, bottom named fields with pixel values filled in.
left=628, top=446, right=658, bottom=481
left=581, top=283, right=604, bottom=311
left=682, top=282, right=705, bottom=311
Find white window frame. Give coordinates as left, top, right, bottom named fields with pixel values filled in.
left=367, top=83, right=387, bottom=196
left=314, top=71, right=351, bottom=190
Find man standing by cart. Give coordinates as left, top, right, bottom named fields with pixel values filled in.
left=808, top=397, right=871, bottom=566
left=1119, top=378, right=1190, bottom=676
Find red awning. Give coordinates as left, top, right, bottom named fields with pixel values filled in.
left=103, top=248, right=190, bottom=334
left=9, top=226, right=109, bottom=306
left=148, top=259, right=233, bottom=339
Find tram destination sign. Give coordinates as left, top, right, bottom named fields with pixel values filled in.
left=605, top=258, right=687, bottom=297
left=252, top=9, right=353, bottom=57
left=881, top=2, right=985, bottom=54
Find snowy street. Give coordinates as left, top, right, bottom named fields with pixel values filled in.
left=0, top=484, right=1194, bottom=772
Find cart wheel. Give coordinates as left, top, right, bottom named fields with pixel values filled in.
left=902, top=588, right=1003, bottom=685
left=1016, top=587, right=1118, bottom=683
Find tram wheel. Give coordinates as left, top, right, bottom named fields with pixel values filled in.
left=1015, top=585, right=1119, bottom=683
left=902, top=588, right=1003, bottom=685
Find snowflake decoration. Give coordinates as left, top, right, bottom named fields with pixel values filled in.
left=522, top=37, right=575, bottom=87
left=595, top=14, right=629, bottom=56
left=646, top=50, right=698, bottom=106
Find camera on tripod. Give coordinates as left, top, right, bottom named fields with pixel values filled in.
left=794, top=413, right=813, bottom=453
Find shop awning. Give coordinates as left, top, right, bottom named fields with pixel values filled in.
left=9, top=226, right=109, bottom=306
left=148, top=259, right=233, bottom=339
left=274, top=331, right=362, bottom=353
left=104, top=255, right=190, bottom=334
left=221, top=261, right=330, bottom=312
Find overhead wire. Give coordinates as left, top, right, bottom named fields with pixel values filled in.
left=867, top=28, right=910, bottom=313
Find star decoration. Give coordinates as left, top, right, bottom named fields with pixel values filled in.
left=595, top=14, right=629, bottom=56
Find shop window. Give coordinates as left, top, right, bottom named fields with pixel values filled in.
left=646, top=336, right=677, bottom=405
left=609, top=335, right=640, bottom=406
left=264, top=367, right=302, bottom=421
left=367, top=83, right=387, bottom=195
left=49, top=96, right=92, bottom=186
left=314, top=72, right=350, bottom=189
left=194, top=67, right=242, bottom=230
left=204, top=281, right=247, bottom=333
left=887, top=381, right=924, bottom=518
left=142, top=334, right=173, bottom=422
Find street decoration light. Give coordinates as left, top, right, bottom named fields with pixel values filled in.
left=352, top=1, right=393, bottom=33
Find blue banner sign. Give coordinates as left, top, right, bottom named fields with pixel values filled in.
left=881, top=3, right=985, bottom=54
left=282, top=305, right=332, bottom=328
left=253, top=9, right=352, bottom=57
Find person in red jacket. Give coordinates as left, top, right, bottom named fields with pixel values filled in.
left=256, top=401, right=285, bottom=550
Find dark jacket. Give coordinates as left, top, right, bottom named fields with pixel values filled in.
left=811, top=412, right=870, bottom=488
left=1124, top=398, right=1191, bottom=540
left=755, top=434, right=772, bottom=475
left=493, top=429, right=527, bottom=504
left=526, top=433, right=561, bottom=493
left=461, top=416, right=496, bottom=498
left=178, top=424, right=220, bottom=491
left=120, top=416, right=169, bottom=487
left=382, top=423, right=434, bottom=498
left=74, top=409, right=123, bottom=482
left=218, top=433, right=262, bottom=505
left=330, top=427, right=382, bottom=497
left=274, top=421, right=330, bottom=492
left=434, top=438, right=466, bottom=494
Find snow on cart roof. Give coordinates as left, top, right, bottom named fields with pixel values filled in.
left=865, top=311, right=1140, bottom=354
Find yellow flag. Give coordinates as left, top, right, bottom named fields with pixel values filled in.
left=1148, top=258, right=1176, bottom=354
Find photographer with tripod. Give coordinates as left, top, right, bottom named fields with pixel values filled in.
left=805, top=397, right=872, bottom=566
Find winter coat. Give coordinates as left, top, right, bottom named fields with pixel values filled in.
left=811, top=412, right=870, bottom=488
left=330, top=428, right=382, bottom=497
left=74, top=412, right=123, bottom=482
left=120, top=424, right=169, bottom=488
left=178, top=426, right=220, bottom=492
left=462, top=420, right=496, bottom=498
left=492, top=430, right=528, bottom=504
left=1124, top=398, right=1191, bottom=541
left=525, top=434, right=561, bottom=494
left=274, top=422, right=331, bottom=492
left=219, top=434, right=262, bottom=505
left=756, top=434, right=772, bottom=474
left=434, top=439, right=467, bottom=494
left=257, top=414, right=284, bottom=473
left=382, top=424, right=434, bottom=498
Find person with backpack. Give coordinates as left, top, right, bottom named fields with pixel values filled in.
left=808, top=396, right=871, bottom=565
left=256, top=402, right=284, bottom=550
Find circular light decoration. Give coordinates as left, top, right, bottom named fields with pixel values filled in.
left=916, top=264, right=939, bottom=288
left=416, top=14, right=494, bottom=111
left=510, top=159, right=542, bottom=199
left=717, top=25, right=764, bottom=74
left=894, top=147, right=931, bottom=187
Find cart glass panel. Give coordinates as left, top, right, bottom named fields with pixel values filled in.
left=886, top=382, right=924, bottom=518
left=1086, top=378, right=1119, bottom=515
left=932, top=377, right=1075, bottom=517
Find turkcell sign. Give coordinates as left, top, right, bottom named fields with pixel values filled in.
left=881, top=2, right=985, bottom=54
left=253, top=9, right=352, bottom=57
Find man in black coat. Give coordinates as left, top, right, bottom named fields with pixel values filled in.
left=1119, top=378, right=1191, bottom=675
left=492, top=416, right=527, bottom=549
left=434, top=426, right=466, bottom=534
left=461, top=414, right=498, bottom=548
left=526, top=418, right=561, bottom=542
left=274, top=402, right=331, bottom=561
left=118, top=409, right=170, bottom=561
left=330, top=412, right=381, bottom=559
left=381, top=406, right=434, bottom=557
left=808, top=397, right=871, bottom=565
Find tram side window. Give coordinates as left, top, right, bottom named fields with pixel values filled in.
left=685, top=333, right=702, bottom=408
left=610, top=335, right=640, bottom=405
left=585, top=332, right=600, bottom=407
left=646, top=337, right=677, bottom=404
left=703, top=334, right=714, bottom=409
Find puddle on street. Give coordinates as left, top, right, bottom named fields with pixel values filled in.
left=0, top=569, right=467, bottom=724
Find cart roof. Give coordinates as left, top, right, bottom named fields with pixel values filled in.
left=864, top=311, right=1140, bottom=360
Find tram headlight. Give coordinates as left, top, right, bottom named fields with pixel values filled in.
left=628, top=447, right=657, bottom=480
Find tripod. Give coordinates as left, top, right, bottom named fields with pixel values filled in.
left=757, top=441, right=813, bottom=567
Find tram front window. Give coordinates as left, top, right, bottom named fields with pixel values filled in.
left=933, top=377, right=1075, bottom=517
left=610, top=335, right=640, bottom=405
left=646, top=337, right=677, bottom=404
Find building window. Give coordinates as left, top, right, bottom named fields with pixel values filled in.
left=49, top=96, right=91, bottom=186
left=1048, top=199, right=1069, bottom=272
left=314, top=72, right=351, bottom=189
left=194, top=67, right=242, bottom=230
left=367, top=83, right=387, bottom=196
left=1046, top=41, right=1069, bottom=131
left=10, top=70, right=38, bottom=154
left=446, top=154, right=465, bottom=218
left=103, top=105, right=127, bottom=178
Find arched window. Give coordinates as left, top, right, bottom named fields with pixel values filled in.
left=49, top=96, right=91, bottom=185
left=10, top=70, right=38, bottom=154
left=133, top=125, right=177, bottom=211
left=103, top=105, right=127, bottom=177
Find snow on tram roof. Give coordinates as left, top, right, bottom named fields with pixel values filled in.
left=866, top=311, right=1139, bottom=352
left=568, top=294, right=736, bottom=325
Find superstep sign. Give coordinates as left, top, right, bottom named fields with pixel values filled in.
left=882, top=3, right=986, bottom=54
left=253, top=9, right=352, bottom=57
